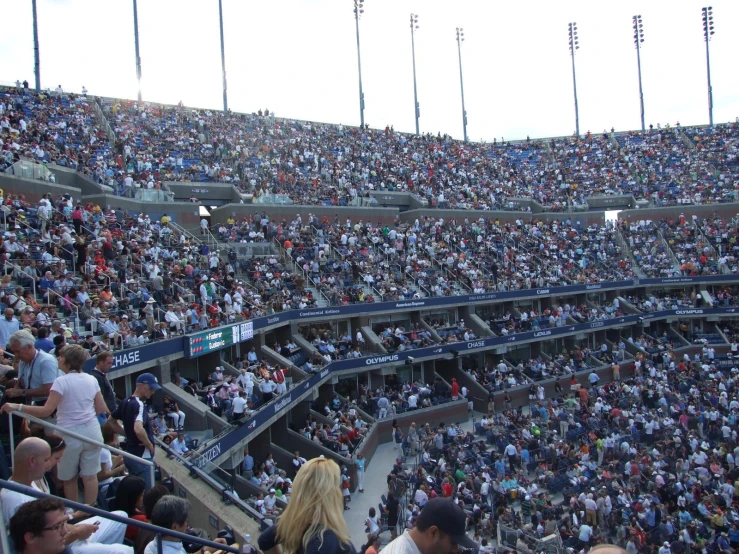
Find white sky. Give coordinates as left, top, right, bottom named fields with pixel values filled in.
left=2, top=0, right=738, bottom=142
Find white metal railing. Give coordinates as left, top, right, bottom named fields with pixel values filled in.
left=8, top=410, right=155, bottom=487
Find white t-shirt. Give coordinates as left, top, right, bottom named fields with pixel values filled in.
left=144, top=540, right=186, bottom=554
left=382, top=530, right=423, bottom=554
left=99, top=449, right=114, bottom=485
left=50, top=372, right=101, bottom=427
left=232, top=396, right=247, bottom=414
left=1, top=481, right=41, bottom=526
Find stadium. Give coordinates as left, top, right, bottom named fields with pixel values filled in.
left=1, top=2, right=739, bottom=554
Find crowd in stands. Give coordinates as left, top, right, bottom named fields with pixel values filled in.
left=375, top=341, right=739, bottom=554
left=5, top=85, right=739, bottom=212
left=270, top=215, right=638, bottom=306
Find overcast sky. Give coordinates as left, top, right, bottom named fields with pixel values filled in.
left=2, top=0, right=738, bottom=142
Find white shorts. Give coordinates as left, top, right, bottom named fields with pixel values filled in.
left=58, top=418, right=104, bottom=480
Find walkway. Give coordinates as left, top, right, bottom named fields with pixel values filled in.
left=344, top=412, right=478, bottom=550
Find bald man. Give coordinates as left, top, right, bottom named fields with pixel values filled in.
left=588, top=545, right=629, bottom=554
left=0, top=437, right=132, bottom=554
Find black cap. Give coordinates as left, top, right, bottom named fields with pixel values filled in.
left=415, top=498, right=477, bottom=549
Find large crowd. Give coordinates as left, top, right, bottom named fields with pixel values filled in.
left=3, top=86, right=739, bottom=209
left=4, top=83, right=739, bottom=554
left=368, top=349, right=739, bottom=554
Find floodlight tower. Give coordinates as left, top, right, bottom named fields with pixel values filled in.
left=633, top=15, right=645, bottom=133
left=32, top=0, right=40, bottom=91
left=410, top=13, right=420, bottom=135
left=456, top=27, right=468, bottom=143
left=701, top=7, right=715, bottom=127
left=353, top=0, right=366, bottom=128
left=133, top=0, right=143, bottom=101
left=568, top=22, right=580, bottom=137
left=218, top=0, right=228, bottom=112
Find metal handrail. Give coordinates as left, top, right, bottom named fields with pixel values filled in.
left=8, top=410, right=155, bottom=488
left=43, top=286, right=82, bottom=332
left=2, top=260, right=37, bottom=298
left=155, top=437, right=267, bottom=525
left=0, top=479, right=239, bottom=554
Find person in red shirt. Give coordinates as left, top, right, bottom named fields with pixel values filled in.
left=451, top=378, right=459, bottom=399
left=441, top=479, right=453, bottom=497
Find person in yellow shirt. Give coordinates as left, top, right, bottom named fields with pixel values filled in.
left=160, top=214, right=170, bottom=225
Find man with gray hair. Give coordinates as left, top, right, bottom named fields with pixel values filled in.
left=0, top=307, right=20, bottom=349
left=143, top=496, right=227, bottom=554
left=5, top=330, right=60, bottom=405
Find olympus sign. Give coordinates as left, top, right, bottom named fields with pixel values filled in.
left=365, top=354, right=400, bottom=366
left=675, top=309, right=704, bottom=315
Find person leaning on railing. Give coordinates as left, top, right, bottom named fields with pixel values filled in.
left=2, top=343, right=109, bottom=507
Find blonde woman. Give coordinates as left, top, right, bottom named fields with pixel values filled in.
left=258, top=457, right=356, bottom=554
left=2, top=343, right=109, bottom=506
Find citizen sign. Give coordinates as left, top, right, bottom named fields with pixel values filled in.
left=590, top=321, right=605, bottom=328
left=365, top=354, right=400, bottom=366
left=198, top=444, right=221, bottom=467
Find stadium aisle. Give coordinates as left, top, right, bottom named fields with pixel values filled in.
left=345, top=413, right=478, bottom=549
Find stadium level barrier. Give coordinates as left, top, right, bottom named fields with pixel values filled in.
left=0, top=478, right=239, bottom=554
left=8, top=411, right=155, bottom=489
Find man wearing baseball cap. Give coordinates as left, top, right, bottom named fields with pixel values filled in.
left=382, top=497, right=476, bottom=554
left=108, top=373, right=161, bottom=489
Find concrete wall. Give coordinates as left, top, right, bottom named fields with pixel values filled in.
left=210, top=204, right=400, bottom=227
left=166, top=182, right=243, bottom=204
left=5, top=171, right=739, bottom=232
left=0, top=173, right=79, bottom=202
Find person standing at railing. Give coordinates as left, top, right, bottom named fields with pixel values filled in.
left=107, top=374, right=160, bottom=490
left=2, top=345, right=109, bottom=506
left=5, top=330, right=59, bottom=406
left=90, top=352, right=117, bottom=426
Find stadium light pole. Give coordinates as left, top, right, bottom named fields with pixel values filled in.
left=568, top=22, right=580, bottom=137
left=633, top=15, right=645, bottom=133
left=132, top=0, right=143, bottom=102
left=456, top=27, right=468, bottom=143
left=353, top=0, right=366, bottom=128
left=702, top=7, right=715, bottom=127
left=31, top=0, right=40, bottom=91
left=218, top=0, right=228, bottom=113
left=410, top=14, right=420, bottom=136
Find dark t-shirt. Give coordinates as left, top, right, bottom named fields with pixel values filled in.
left=112, top=395, right=153, bottom=456
left=258, top=525, right=356, bottom=554
left=386, top=497, right=400, bottom=526
left=90, top=368, right=117, bottom=412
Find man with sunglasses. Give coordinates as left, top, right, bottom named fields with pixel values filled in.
left=108, top=373, right=161, bottom=490
left=1, top=437, right=131, bottom=554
